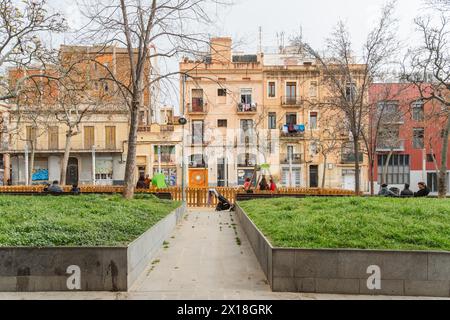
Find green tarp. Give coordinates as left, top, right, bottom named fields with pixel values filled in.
left=152, top=173, right=168, bottom=189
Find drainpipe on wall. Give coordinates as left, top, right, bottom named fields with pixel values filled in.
left=92, top=145, right=96, bottom=185
left=24, top=144, right=29, bottom=186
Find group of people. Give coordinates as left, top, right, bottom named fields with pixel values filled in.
left=378, top=182, right=430, bottom=198
left=243, top=176, right=277, bottom=192
left=136, top=174, right=152, bottom=189
left=43, top=181, right=81, bottom=194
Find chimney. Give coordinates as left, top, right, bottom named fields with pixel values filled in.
left=210, top=37, right=232, bottom=64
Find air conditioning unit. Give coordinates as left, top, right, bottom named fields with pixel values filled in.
left=189, top=161, right=197, bottom=167
left=248, top=160, right=256, bottom=166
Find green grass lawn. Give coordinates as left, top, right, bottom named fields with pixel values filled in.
left=0, top=194, right=181, bottom=247
left=239, top=197, right=450, bottom=251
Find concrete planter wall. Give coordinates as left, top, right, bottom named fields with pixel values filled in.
left=235, top=204, right=450, bottom=297
left=0, top=204, right=186, bottom=292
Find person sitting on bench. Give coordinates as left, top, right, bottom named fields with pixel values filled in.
left=71, top=184, right=81, bottom=195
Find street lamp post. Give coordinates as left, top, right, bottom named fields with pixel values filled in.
left=181, top=74, right=187, bottom=203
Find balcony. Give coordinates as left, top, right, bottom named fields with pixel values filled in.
left=376, top=140, right=405, bottom=152
left=281, top=96, right=304, bottom=107
left=237, top=103, right=258, bottom=114
left=187, top=100, right=207, bottom=115
left=280, top=124, right=305, bottom=139
left=138, top=125, right=152, bottom=132
left=160, top=125, right=175, bottom=132
left=280, top=153, right=303, bottom=165
left=341, top=152, right=364, bottom=164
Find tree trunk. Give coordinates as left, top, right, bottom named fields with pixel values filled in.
left=382, top=150, right=394, bottom=186
left=321, top=155, right=327, bottom=189
left=123, top=100, right=140, bottom=199
left=60, top=133, right=73, bottom=186
left=353, top=138, right=361, bottom=194
left=438, top=116, right=450, bottom=198
left=28, top=141, right=36, bottom=186
left=368, top=154, right=375, bottom=196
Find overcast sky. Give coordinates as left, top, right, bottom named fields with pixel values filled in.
left=45, top=0, right=428, bottom=109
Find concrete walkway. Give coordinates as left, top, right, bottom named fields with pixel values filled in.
left=0, top=208, right=447, bottom=300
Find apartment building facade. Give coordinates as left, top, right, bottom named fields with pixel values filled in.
left=180, top=38, right=369, bottom=190
left=3, top=45, right=183, bottom=186
left=370, top=83, right=450, bottom=194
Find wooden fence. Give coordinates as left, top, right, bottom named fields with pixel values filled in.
left=0, top=185, right=357, bottom=207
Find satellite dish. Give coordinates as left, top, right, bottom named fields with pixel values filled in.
left=178, top=117, right=187, bottom=125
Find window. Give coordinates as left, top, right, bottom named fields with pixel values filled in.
left=240, top=119, right=254, bottom=144
left=84, top=126, right=95, bottom=149
left=240, top=88, right=252, bottom=104
left=412, top=101, right=424, bottom=121
left=309, top=112, right=318, bottom=129
left=427, top=172, right=450, bottom=192
left=286, top=82, right=297, bottom=98
left=268, top=113, right=277, bottom=129
left=154, top=146, right=175, bottom=163
left=191, top=89, right=204, bottom=111
left=282, top=168, right=301, bottom=187
left=218, top=88, right=227, bottom=97
left=427, top=154, right=436, bottom=163
left=268, top=82, right=276, bottom=98
left=286, top=113, right=297, bottom=125
left=139, top=111, right=146, bottom=125
left=413, top=128, right=425, bottom=149
left=105, top=126, right=116, bottom=149
left=345, top=82, right=357, bottom=102
left=309, top=81, right=318, bottom=97
left=192, top=120, right=204, bottom=144
left=26, top=126, right=37, bottom=144
left=48, top=126, right=59, bottom=150
left=217, top=119, right=227, bottom=128
left=377, top=154, right=410, bottom=185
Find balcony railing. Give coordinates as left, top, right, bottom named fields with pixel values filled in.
left=376, top=140, right=405, bottom=152
left=341, top=152, right=364, bottom=164
left=188, top=100, right=206, bottom=114
left=281, top=96, right=304, bottom=107
left=138, top=125, right=152, bottom=132
left=237, top=103, right=257, bottom=113
left=280, top=153, right=303, bottom=165
left=161, top=125, right=175, bottom=132
left=280, top=124, right=305, bottom=138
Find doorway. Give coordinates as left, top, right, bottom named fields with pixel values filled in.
left=66, top=158, right=79, bottom=185
left=217, top=158, right=227, bottom=187
left=342, top=170, right=356, bottom=191
left=309, top=165, right=319, bottom=188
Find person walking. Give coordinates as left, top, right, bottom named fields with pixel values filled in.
left=259, top=177, right=269, bottom=191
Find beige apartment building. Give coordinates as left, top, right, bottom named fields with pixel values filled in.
left=180, top=38, right=369, bottom=190
left=2, top=45, right=183, bottom=186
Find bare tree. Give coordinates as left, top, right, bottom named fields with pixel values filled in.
left=78, top=0, right=229, bottom=199
left=402, top=8, right=449, bottom=197
left=0, top=0, right=67, bottom=101
left=294, top=1, right=399, bottom=194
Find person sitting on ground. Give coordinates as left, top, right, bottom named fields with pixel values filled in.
left=414, top=182, right=430, bottom=198
left=378, top=184, right=397, bottom=197
left=243, top=178, right=251, bottom=191
left=400, top=183, right=414, bottom=197
left=136, top=175, right=147, bottom=189
left=43, top=183, right=51, bottom=192
left=71, top=184, right=81, bottom=195
left=259, top=177, right=269, bottom=191
left=48, top=180, right=63, bottom=193
left=144, top=174, right=152, bottom=188
left=269, top=179, right=277, bottom=192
